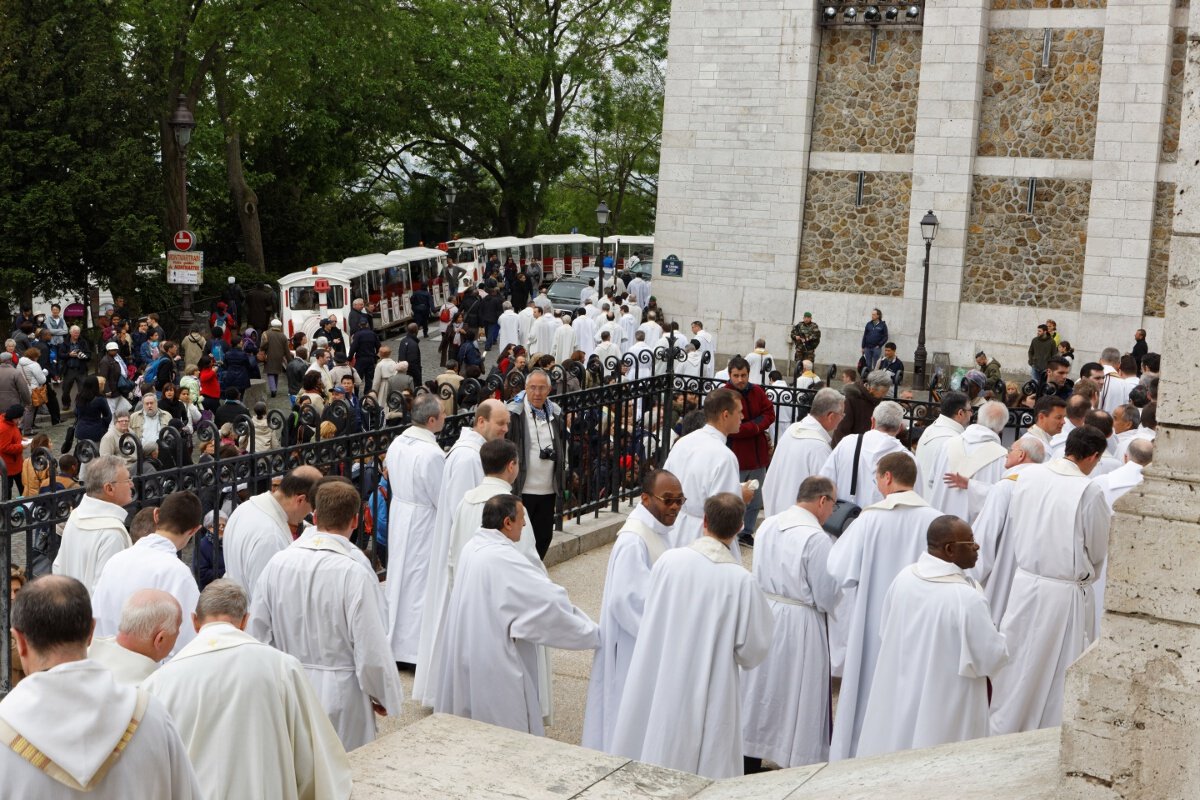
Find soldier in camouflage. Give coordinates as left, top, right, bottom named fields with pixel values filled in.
left=791, top=311, right=821, bottom=366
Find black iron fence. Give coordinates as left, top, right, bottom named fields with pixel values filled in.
left=0, top=340, right=1036, bottom=693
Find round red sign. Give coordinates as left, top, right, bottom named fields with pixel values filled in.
left=173, top=230, right=195, bottom=251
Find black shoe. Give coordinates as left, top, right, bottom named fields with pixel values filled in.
left=270, top=392, right=277, bottom=398
left=395, top=661, right=416, bottom=672
left=737, top=532, right=754, bottom=548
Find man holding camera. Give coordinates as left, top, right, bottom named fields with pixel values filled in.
left=506, top=369, right=565, bottom=560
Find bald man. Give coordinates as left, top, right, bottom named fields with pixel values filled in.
left=88, top=589, right=182, bottom=685
left=857, top=516, right=1008, bottom=757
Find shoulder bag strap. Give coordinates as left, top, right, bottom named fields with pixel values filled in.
left=850, top=432, right=865, bottom=497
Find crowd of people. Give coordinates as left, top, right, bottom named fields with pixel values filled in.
left=0, top=261, right=1165, bottom=794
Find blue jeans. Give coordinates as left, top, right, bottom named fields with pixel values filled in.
left=863, top=347, right=881, bottom=374
left=740, top=467, right=767, bottom=536
left=486, top=323, right=500, bottom=349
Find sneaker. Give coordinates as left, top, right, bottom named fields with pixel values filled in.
left=737, top=532, right=754, bottom=548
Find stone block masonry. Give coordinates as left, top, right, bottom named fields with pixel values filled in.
left=963, top=176, right=1091, bottom=309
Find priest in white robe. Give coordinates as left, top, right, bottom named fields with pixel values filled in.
left=820, top=401, right=914, bottom=508
left=624, top=332, right=655, bottom=380
left=517, top=302, right=535, bottom=348
left=52, top=455, right=133, bottom=592
left=966, top=437, right=1047, bottom=626
left=989, top=426, right=1111, bottom=735
left=582, top=469, right=683, bottom=753
left=146, top=579, right=352, bottom=800
left=552, top=313, right=576, bottom=363
left=638, top=313, right=663, bottom=350
left=913, top=392, right=969, bottom=497
left=761, top=388, right=844, bottom=517
left=496, top=303, right=521, bottom=351
left=618, top=307, right=639, bottom=353
left=1111, top=403, right=1142, bottom=461
left=224, top=466, right=322, bottom=603
left=88, top=589, right=181, bottom=685
left=383, top=393, right=446, bottom=665
left=1018, top=394, right=1067, bottom=453
left=927, top=401, right=1010, bottom=522
left=742, top=477, right=841, bottom=770
left=825, top=452, right=943, bottom=760
left=572, top=309, right=597, bottom=361
left=1, top=576, right=201, bottom=798
left=1047, top=396, right=1088, bottom=459
left=529, top=307, right=558, bottom=356
left=857, top=516, right=1009, bottom=757
left=418, top=440, right=544, bottom=712
left=414, top=400, right=509, bottom=705
left=594, top=332, right=621, bottom=368
left=661, top=388, right=752, bottom=555
left=612, top=493, right=773, bottom=779
left=435, top=495, right=599, bottom=735
left=250, top=481, right=404, bottom=751
left=91, top=492, right=203, bottom=658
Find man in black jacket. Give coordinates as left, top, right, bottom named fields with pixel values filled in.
left=480, top=288, right=504, bottom=350
left=320, top=317, right=347, bottom=358
left=505, top=369, right=566, bottom=559
left=286, top=347, right=309, bottom=403
left=349, top=321, right=380, bottom=392
left=58, top=325, right=91, bottom=407
left=397, top=323, right=423, bottom=387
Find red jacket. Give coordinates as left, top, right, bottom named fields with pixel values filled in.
left=0, top=418, right=23, bottom=477
left=725, top=381, right=775, bottom=470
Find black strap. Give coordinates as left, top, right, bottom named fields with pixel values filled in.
left=850, top=432, right=865, bottom=497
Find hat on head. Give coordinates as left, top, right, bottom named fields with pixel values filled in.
left=803, top=311, right=812, bottom=319
left=331, top=385, right=347, bottom=394
left=964, top=370, right=986, bottom=388
left=105, top=341, right=119, bottom=351
left=270, top=319, right=282, bottom=329
left=227, top=276, right=236, bottom=284
left=5, top=404, right=23, bottom=421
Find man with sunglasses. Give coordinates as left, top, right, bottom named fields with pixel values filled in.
left=583, top=469, right=684, bottom=753
left=857, top=515, right=1008, bottom=757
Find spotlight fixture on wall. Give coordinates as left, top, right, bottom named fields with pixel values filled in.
left=818, top=0, right=923, bottom=27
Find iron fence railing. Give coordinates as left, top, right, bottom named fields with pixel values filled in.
left=0, top=340, right=1037, bottom=693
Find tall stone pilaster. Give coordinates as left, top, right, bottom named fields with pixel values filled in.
left=1058, top=5, right=1200, bottom=798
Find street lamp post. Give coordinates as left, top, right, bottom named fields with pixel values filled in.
left=912, top=209, right=939, bottom=391
left=595, top=201, right=612, bottom=292
left=443, top=184, right=457, bottom=243
left=169, top=94, right=197, bottom=333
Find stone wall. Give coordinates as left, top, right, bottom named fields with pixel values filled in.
left=977, top=29, right=1104, bottom=160
left=1162, top=28, right=1186, bottom=161
left=1144, top=181, right=1174, bottom=317
left=796, top=170, right=912, bottom=297
left=810, top=29, right=922, bottom=154
left=992, top=0, right=1105, bottom=7
left=963, top=175, right=1091, bottom=308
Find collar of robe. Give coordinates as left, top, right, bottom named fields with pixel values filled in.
left=294, top=530, right=353, bottom=555
left=776, top=505, right=824, bottom=532
left=788, top=415, right=832, bottom=443
left=911, top=552, right=982, bottom=591
left=171, top=622, right=262, bottom=662
left=1024, top=425, right=1052, bottom=444
left=451, top=427, right=485, bottom=453
left=0, top=660, right=138, bottom=788
left=402, top=425, right=439, bottom=445
left=1047, top=458, right=1087, bottom=478
left=250, top=490, right=291, bottom=534
left=864, top=489, right=928, bottom=511
left=628, top=503, right=674, bottom=538
left=464, top=476, right=513, bottom=503
left=688, top=535, right=739, bottom=565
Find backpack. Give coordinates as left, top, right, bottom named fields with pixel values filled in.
left=366, top=480, right=389, bottom=545
left=142, top=356, right=168, bottom=386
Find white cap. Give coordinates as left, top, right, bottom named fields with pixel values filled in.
left=105, top=341, right=118, bottom=351
left=270, top=319, right=282, bottom=328
left=227, top=275, right=236, bottom=283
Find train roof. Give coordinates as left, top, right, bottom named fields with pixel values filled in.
left=532, top=234, right=601, bottom=245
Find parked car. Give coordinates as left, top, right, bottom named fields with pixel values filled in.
left=547, top=278, right=589, bottom=314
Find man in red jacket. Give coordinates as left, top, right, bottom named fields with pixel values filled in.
left=725, top=355, right=775, bottom=546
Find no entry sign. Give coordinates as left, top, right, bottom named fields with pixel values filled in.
left=173, top=230, right=195, bottom=251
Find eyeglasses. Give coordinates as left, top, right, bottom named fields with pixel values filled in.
left=649, top=494, right=686, bottom=507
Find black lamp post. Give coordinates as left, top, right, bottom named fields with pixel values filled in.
left=595, top=201, right=612, bottom=292
left=443, top=184, right=456, bottom=242
left=169, top=94, right=196, bottom=333
left=912, top=209, right=939, bottom=390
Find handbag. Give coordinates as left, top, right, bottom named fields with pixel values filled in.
left=824, top=431, right=864, bottom=537
left=30, top=384, right=47, bottom=407
left=440, top=307, right=451, bottom=323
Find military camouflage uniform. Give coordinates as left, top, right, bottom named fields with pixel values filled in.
left=791, top=319, right=821, bottom=362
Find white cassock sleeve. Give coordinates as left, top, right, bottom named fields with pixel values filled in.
left=734, top=579, right=775, bottom=670
left=807, top=533, right=842, bottom=614
left=287, top=660, right=356, bottom=800
left=956, top=591, right=1010, bottom=680
left=507, top=560, right=601, bottom=651
left=1081, top=485, right=1111, bottom=580
left=826, top=525, right=864, bottom=590
left=606, top=537, right=652, bottom=639
left=351, top=570, right=407, bottom=715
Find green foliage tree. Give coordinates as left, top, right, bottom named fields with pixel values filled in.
left=400, top=0, right=668, bottom=236
left=0, top=0, right=161, bottom=312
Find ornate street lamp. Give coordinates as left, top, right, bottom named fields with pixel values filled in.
left=443, top=184, right=457, bottom=242
left=169, top=94, right=197, bottom=332
left=595, top=201, right=614, bottom=292
left=912, top=209, right=939, bottom=390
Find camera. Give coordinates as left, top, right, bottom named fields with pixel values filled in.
left=538, top=445, right=557, bottom=462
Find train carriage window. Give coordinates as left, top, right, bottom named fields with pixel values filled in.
left=290, top=287, right=319, bottom=311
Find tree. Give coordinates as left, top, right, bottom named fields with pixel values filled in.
left=399, top=0, right=668, bottom=235
left=0, top=0, right=161, bottom=311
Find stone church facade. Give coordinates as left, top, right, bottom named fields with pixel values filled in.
left=651, top=0, right=1182, bottom=373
